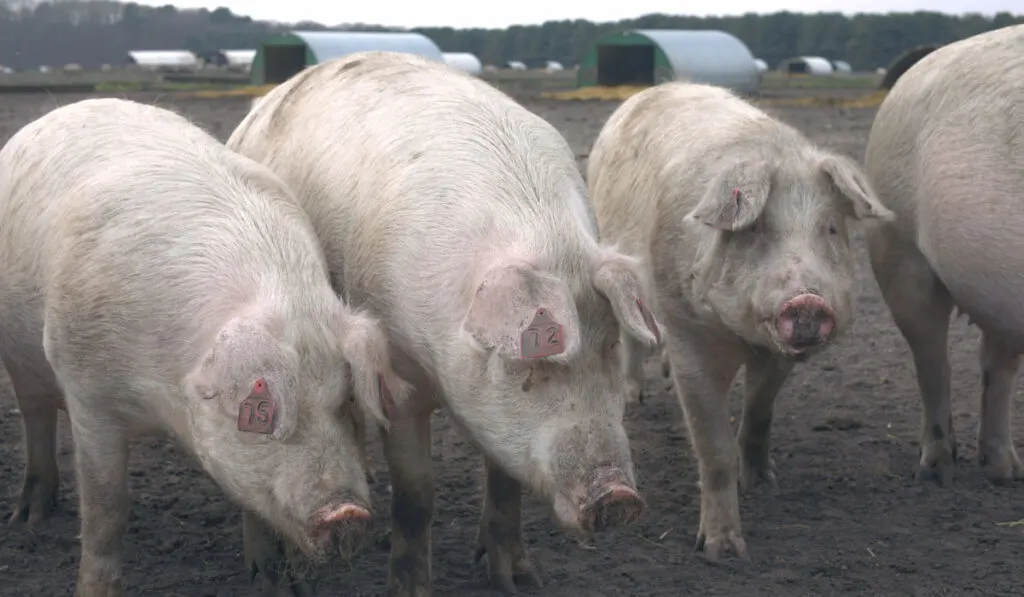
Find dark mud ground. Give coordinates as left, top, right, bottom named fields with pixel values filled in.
left=1, top=87, right=1022, bottom=597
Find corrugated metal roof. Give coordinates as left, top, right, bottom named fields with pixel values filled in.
left=127, top=50, right=198, bottom=67
left=220, top=49, right=256, bottom=66
left=442, top=52, right=482, bottom=75
left=634, top=29, right=760, bottom=94
left=291, top=31, right=443, bottom=63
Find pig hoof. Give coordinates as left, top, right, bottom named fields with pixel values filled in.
left=474, top=537, right=543, bottom=593
left=581, top=483, right=646, bottom=532
left=916, top=441, right=956, bottom=487
left=694, top=528, right=749, bottom=563
left=979, top=445, right=1024, bottom=485
left=739, top=458, right=778, bottom=493
left=8, top=476, right=59, bottom=526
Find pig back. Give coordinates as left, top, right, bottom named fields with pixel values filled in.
left=866, top=25, right=1024, bottom=341
left=0, top=98, right=329, bottom=377
left=229, top=52, right=597, bottom=338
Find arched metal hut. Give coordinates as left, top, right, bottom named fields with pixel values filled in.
left=250, top=30, right=444, bottom=85
left=442, top=52, right=483, bottom=75
left=778, top=56, right=834, bottom=75
left=576, top=29, right=760, bottom=94
left=125, top=50, right=199, bottom=72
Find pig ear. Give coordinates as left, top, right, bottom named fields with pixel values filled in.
left=591, top=249, right=663, bottom=349
left=462, top=263, right=580, bottom=362
left=685, top=160, right=772, bottom=231
left=183, top=314, right=299, bottom=442
left=819, top=154, right=895, bottom=222
left=336, top=308, right=411, bottom=430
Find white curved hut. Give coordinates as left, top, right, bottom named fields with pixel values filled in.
left=442, top=52, right=483, bottom=75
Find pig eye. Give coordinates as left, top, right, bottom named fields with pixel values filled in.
left=828, top=223, right=838, bottom=235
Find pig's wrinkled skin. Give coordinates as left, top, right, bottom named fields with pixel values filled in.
left=0, top=98, right=409, bottom=597
left=588, top=82, right=894, bottom=561
left=864, top=25, right=1024, bottom=487
left=228, top=51, right=662, bottom=596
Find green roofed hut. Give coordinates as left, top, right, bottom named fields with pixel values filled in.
left=251, top=30, right=444, bottom=85
left=577, top=29, right=761, bottom=94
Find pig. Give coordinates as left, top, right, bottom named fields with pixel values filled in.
left=863, top=24, right=1024, bottom=486
left=227, top=51, right=662, bottom=596
left=587, top=82, right=894, bottom=560
left=0, top=97, right=409, bottom=596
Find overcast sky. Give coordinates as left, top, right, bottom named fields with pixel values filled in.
left=133, top=1, right=1021, bottom=29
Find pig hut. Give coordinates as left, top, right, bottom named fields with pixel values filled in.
left=777, top=56, right=835, bottom=75
left=250, top=30, right=444, bottom=85
left=125, top=50, right=199, bottom=72
left=442, top=52, right=483, bottom=75
left=576, top=29, right=761, bottom=95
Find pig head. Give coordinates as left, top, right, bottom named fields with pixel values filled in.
left=450, top=248, right=662, bottom=535
left=183, top=301, right=410, bottom=560
left=684, top=152, right=894, bottom=357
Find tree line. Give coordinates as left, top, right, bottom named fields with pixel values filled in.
left=0, top=0, right=1021, bottom=72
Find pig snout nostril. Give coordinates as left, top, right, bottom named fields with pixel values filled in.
left=776, top=293, right=835, bottom=349
left=579, top=468, right=646, bottom=533
left=312, top=503, right=373, bottom=554
left=580, top=482, right=646, bottom=532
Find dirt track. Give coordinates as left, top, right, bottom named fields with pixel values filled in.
left=1, top=89, right=1023, bottom=596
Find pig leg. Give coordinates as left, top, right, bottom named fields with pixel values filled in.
left=977, top=332, right=1024, bottom=483
left=4, top=357, right=61, bottom=526
left=384, top=409, right=434, bottom=597
left=619, top=335, right=646, bottom=404
left=867, top=228, right=956, bottom=485
left=669, top=338, right=747, bottom=562
left=474, top=456, right=542, bottom=593
left=69, top=406, right=130, bottom=597
left=737, top=354, right=794, bottom=492
left=242, top=510, right=315, bottom=597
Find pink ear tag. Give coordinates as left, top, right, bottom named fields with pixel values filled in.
left=520, top=308, right=566, bottom=359
left=238, top=378, right=277, bottom=434
left=636, top=299, right=661, bottom=343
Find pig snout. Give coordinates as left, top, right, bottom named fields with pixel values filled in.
left=310, top=501, right=372, bottom=555
left=578, top=467, right=646, bottom=533
left=775, top=292, right=835, bottom=352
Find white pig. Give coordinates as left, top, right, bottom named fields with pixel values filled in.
left=588, top=82, right=894, bottom=561
left=228, top=51, right=662, bottom=596
left=864, top=24, right=1024, bottom=486
left=0, top=98, right=409, bottom=597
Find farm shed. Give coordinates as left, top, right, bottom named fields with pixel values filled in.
left=251, top=30, right=444, bottom=85
left=125, top=50, right=198, bottom=72
left=831, top=60, right=853, bottom=73
left=506, top=60, right=527, bottom=70
left=881, top=44, right=941, bottom=90
left=220, top=49, right=257, bottom=71
left=754, top=58, right=768, bottom=73
left=778, top=56, right=834, bottom=75
left=442, top=52, right=482, bottom=75
left=577, top=29, right=759, bottom=94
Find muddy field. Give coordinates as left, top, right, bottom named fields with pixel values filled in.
left=1, top=88, right=1022, bottom=597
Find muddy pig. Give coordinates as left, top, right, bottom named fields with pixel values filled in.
left=588, top=82, right=894, bottom=560
left=0, top=98, right=409, bottom=596
left=864, top=24, right=1024, bottom=486
left=228, top=51, right=663, bottom=596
